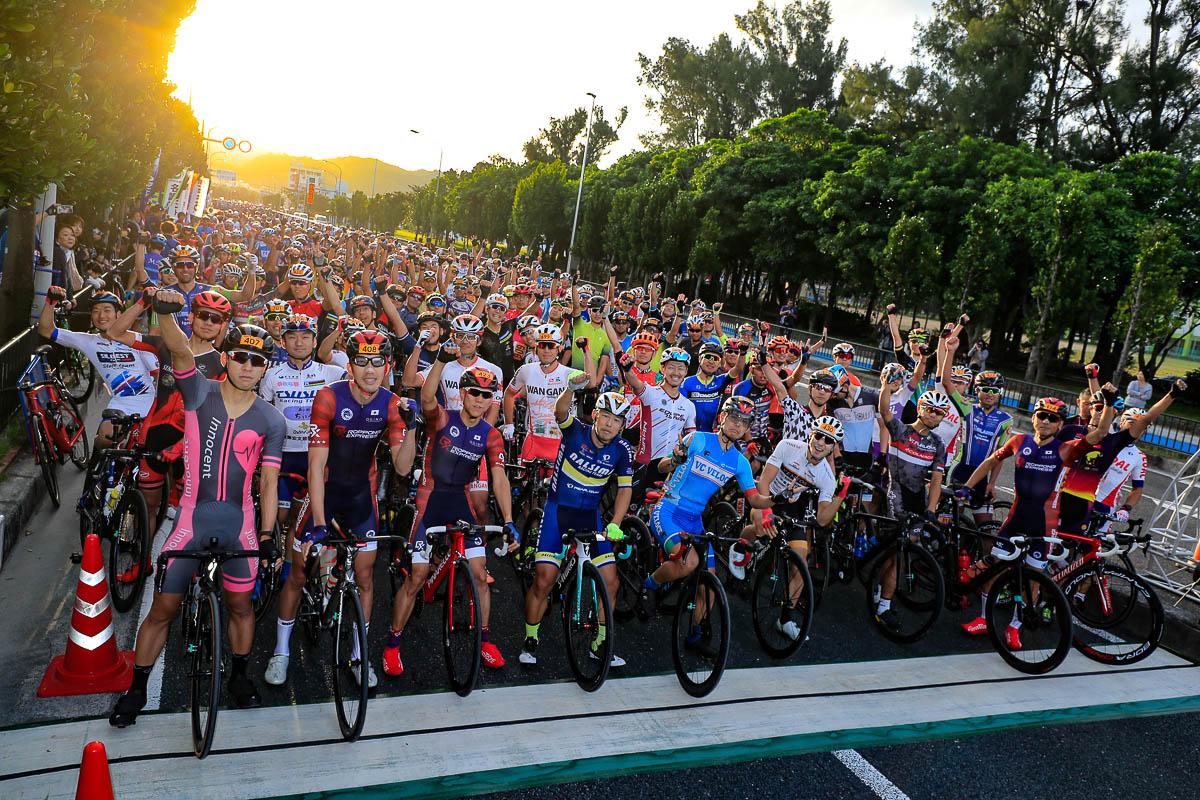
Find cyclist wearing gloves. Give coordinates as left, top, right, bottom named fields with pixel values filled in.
left=110, top=304, right=284, bottom=728
left=386, top=342, right=515, bottom=675
left=949, top=370, right=1013, bottom=525
left=681, top=341, right=742, bottom=432
left=502, top=324, right=576, bottom=461
left=519, top=384, right=635, bottom=668
left=265, top=330, right=415, bottom=689
left=261, top=298, right=294, bottom=367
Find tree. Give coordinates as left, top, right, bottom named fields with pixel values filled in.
left=332, top=194, right=351, bottom=222
left=349, top=190, right=369, bottom=226
left=510, top=162, right=572, bottom=260
left=1112, top=221, right=1187, bottom=381
left=734, top=0, right=848, bottom=116
left=523, top=106, right=628, bottom=167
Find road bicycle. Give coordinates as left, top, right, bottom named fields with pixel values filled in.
left=388, top=521, right=503, bottom=696
left=155, top=539, right=262, bottom=759
left=51, top=304, right=94, bottom=402
left=507, top=457, right=554, bottom=595
left=16, top=345, right=89, bottom=507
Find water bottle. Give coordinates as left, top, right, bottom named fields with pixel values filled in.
left=853, top=533, right=866, bottom=559
left=958, top=549, right=970, bottom=584
left=320, top=547, right=338, bottom=589
left=104, top=486, right=122, bottom=516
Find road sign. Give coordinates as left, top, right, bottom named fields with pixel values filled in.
left=238, top=140, right=252, bottom=153
left=221, top=137, right=236, bottom=150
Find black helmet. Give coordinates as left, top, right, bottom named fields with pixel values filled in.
left=698, top=342, right=723, bottom=359
left=223, top=324, right=274, bottom=357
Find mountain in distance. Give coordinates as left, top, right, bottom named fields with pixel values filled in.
left=208, top=150, right=436, bottom=196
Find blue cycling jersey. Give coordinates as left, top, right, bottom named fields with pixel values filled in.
left=961, top=405, right=1014, bottom=468
left=548, top=415, right=634, bottom=509
left=681, top=372, right=735, bottom=432
left=661, top=431, right=756, bottom=516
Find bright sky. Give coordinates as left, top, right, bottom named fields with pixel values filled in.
left=167, top=0, right=1150, bottom=172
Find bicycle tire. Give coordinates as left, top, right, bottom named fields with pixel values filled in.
left=60, top=391, right=90, bottom=470
left=865, top=540, right=943, bottom=643
left=301, top=568, right=323, bottom=645
left=807, top=528, right=832, bottom=609
left=107, top=489, right=150, bottom=613
left=190, top=590, right=221, bottom=759
left=563, top=560, right=613, bottom=692
left=704, top=501, right=742, bottom=589
left=615, top=515, right=653, bottom=621
left=443, top=557, right=482, bottom=697
left=253, top=557, right=281, bottom=623
left=60, top=351, right=94, bottom=403
left=387, top=505, right=415, bottom=597
left=331, top=587, right=370, bottom=741
left=513, top=508, right=542, bottom=596
left=1064, top=563, right=1163, bottom=665
left=32, top=415, right=60, bottom=508
left=985, top=567, right=1072, bottom=674
left=671, top=569, right=731, bottom=697
left=751, top=545, right=813, bottom=658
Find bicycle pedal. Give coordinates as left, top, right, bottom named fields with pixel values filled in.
left=70, top=552, right=82, bottom=565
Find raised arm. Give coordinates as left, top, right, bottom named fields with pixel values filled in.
left=1128, top=379, right=1186, bottom=439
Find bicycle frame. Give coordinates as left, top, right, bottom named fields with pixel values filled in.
left=21, top=378, right=85, bottom=457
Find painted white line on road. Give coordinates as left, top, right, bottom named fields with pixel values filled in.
left=140, top=520, right=171, bottom=711
left=834, top=749, right=911, bottom=800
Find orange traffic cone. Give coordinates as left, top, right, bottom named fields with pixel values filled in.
left=75, top=741, right=115, bottom=800
left=38, top=533, right=134, bottom=697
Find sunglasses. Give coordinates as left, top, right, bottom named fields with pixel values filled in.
left=173, top=261, right=197, bottom=269
left=811, top=432, right=838, bottom=446
left=699, top=354, right=721, bottom=362
left=228, top=351, right=267, bottom=368
left=289, top=280, right=310, bottom=286
left=487, top=304, right=507, bottom=311
left=193, top=310, right=227, bottom=325
left=922, top=407, right=947, bottom=417
left=1035, top=411, right=1062, bottom=423
left=834, top=352, right=853, bottom=358
left=265, top=313, right=288, bottom=322
left=429, top=300, right=445, bottom=307
left=536, top=342, right=558, bottom=349
left=352, top=355, right=387, bottom=367
left=977, top=388, right=1000, bottom=395
left=810, top=383, right=832, bottom=391
left=453, top=333, right=479, bottom=342
left=464, top=388, right=494, bottom=400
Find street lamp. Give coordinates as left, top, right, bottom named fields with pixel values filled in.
left=566, top=92, right=597, bottom=276
left=411, top=129, right=443, bottom=244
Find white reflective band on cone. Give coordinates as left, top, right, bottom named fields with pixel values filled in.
left=74, top=594, right=111, bottom=619
left=68, top=621, right=114, bottom=651
left=78, top=567, right=106, bottom=587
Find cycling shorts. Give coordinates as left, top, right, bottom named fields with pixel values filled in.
left=410, top=486, right=482, bottom=565
left=159, top=500, right=257, bottom=594
left=649, top=500, right=713, bottom=569
left=521, top=433, right=562, bottom=463
left=1056, top=493, right=1092, bottom=536
left=277, top=451, right=308, bottom=510
left=535, top=501, right=613, bottom=569
left=295, top=488, right=378, bottom=553
left=137, top=422, right=185, bottom=491
left=469, top=458, right=489, bottom=493
left=992, top=505, right=1052, bottom=568
left=950, top=462, right=993, bottom=514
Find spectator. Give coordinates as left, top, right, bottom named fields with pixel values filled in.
left=52, top=220, right=83, bottom=292
left=1124, top=369, right=1153, bottom=409
left=967, top=339, right=988, bottom=372
left=779, top=298, right=797, bottom=327
left=875, top=315, right=891, bottom=369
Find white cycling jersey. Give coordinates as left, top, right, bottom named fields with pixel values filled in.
left=259, top=358, right=347, bottom=451
left=1096, top=443, right=1146, bottom=508
left=419, top=355, right=503, bottom=411
left=766, top=438, right=836, bottom=503
left=509, top=362, right=571, bottom=439
left=635, top=383, right=697, bottom=464
left=51, top=328, right=157, bottom=416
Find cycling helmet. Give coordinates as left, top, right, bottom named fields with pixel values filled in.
left=1120, top=407, right=1145, bottom=425
left=223, top=323, right=274, bottom=358
left=660, top=347, right=691, bottom=366
left=485, top=293, right=508, bottom=309
left=594, top=391, right=633, bottom=423
left=1033, top=397, right=1068, bottom=418
left=698, top=342, right=723, bottom=359
left=811, top=415, right=845, bottom=443
left=384, top=284, right=406, bottom=301
left=192, top=290, right=232, bottom=318
left=226, top=243, right=245, bottom=255
left=610, top=310, right=632, bottom=326
left=90, top=291, right=123, bottom=311
left=264, top=298, right=292, bottom=317
left=950, top=365, right=973, bottom=383
left=415, top=310, right=441, bottom=328
left=768, top=335, right=790, bottom=351
left=881, top=363, right=911, bottom=385
left=917, top=390, right=952, bottom=413
left=286, top=264, right=314, bottom=283
left=234, top=254, right=251, bottom=269
left=686, top=315, right=705, bottom=330
left=514, top=283, right=533, bottom=296
left=172, top=244, right=200, bottom=262
left=691, top=300, right=707, bottom=312
left=974, top=370, right=1005, bottom=390
left=281, top=314, right=316, bottom=334
left=1090, top=390, right=1124, bottom=411
left=723, top=339, right=744, bottom=354
left=346, top=329, right=392, bottom=359
left=832, top=342, right=855, bottom=358
left=152, top=234, right=168, bottom=246
left=425, top=293, right=446, bottom=307
left=347, top=295, right=377, bottom=315
left=810, top=369, right=840, bottom=391
left=517, top=314, right=540, bottom=332
left=630, top=331, right=659, bottom=350
left=222, top=264, right=245, bottom=280
left=533, top=323, right=562, bottom=346
left=738, top=322, right=755, bottom=335
left=451, top=314, right=484, bottom=335
left=459, top=367, right=500, bottom=394
left=721, top=396, right=756, bottom=423
left=827, top=364, right=851, bottom=390
left=405, top=284, right=426, bottom=299
left=587, top=295, right=606, bottom=310
left=341, top=319, right=367, bottom=337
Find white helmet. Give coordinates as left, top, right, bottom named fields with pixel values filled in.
left=517, top=314, right=540, bottom=332
left=533, top=323, right=562, bottom=346
left=450, top=313, right=484, bottom=334
left=810, top=415, right=845, bottom=443
left=485, top=293, right=509, bottom=310
left=595, top=391, right=632, bottom=423
left=918, top=390, right=952, bottom=413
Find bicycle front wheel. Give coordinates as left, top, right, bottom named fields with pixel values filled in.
left=190, top=590, right=222, bottom=759
left=751, top=545, right=813, bottom=658
left=807, top=528, right=831, bottom=609
left=1064, top=564, right=1163, bottom=665
left=107, top=489, right=150, bottom=613
left=563, top=561, right=613, bottom=692
left=61, top=352, right=94, bottom=403
left=985, top=567, right=1072, bottom=674
left=866, top=541, right=943, bottom=643
left=331, top=587, right=369, bottom=741
left=32, top=415, right=60, bottom=508
left=614, top=515, right=653, bottom=621
left=62, top=393, right=89, bottom=470
left=513, top=508, right=542, bottom=596
left=443, top=558, right=482, bottom=697
left=671, top=570, right=731, bottom=697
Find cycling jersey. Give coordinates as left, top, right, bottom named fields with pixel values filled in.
left=991, top=433, right=1090, bottom=546
left=289, top=296, right=322, bottom=319
left=159, top=365, right=286, bottom=595
left=259, top=358, right=347, bottom=451
left=766, top=438, right=835, bottom=503
left=419, top=405, right=504, bottom=490
left=509, top=362, right=572, bottom=439
left=621, top=361, right=658, bottom=429
left=883, top=417, right=946, bottom=495
left=930, top=380, right=972, bottom=468
left=1056, top=428, right=1137, bottom=503
left=549, top=414, right=635, bottom=509
left=50, top=328, right=157, bottom=416
left=681, top=372, right=736, bottom=432
left=130, top=333, right=223, bottom=412
left=418, top=355, right=503, bottom=411
left=661, top=431, right=757, bottom=516
left=729, top=379, right=774, bottom=439
left=309, top=380, right=407, bottom=491
left=829, top=385, right=881, bottom=455
left=781, top=396, right=822, bottom=442
left=1095, top=444, right=1146, bottom=508
left=479, top=321, right=516, bottom=384
left=635, top=383, right=696, bottom=465
left=960, top=403, right=1014, bottom=468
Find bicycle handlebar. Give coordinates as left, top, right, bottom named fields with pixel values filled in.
left=154, top=548, right=264, bottom=594
left=994, top=535, right=1064, bottom=562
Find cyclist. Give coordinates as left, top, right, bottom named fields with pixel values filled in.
left=828, top=359, right=882, bottom=475
left=639, top=397, right=779, bottom=650
left=956, top=394, right=1117, bottom=642
left=281, top=263, right=323, bottom=319
left=258, top=314, right=347, bottom=534
left=385, top=344, right=517, bottom=675
left=621, top=346, right=697, bottom=499
left=110, top=306, right=285, bottom=727
left=680, top=342, right=742, bottom=432
left=519, top=385, right=635, bottom=668
left=501, top=324, right=575, bottom=461
left=265, top=330, right=416, bottom=689
left=948, top=370, right=1013, bottom=525
left=477, top=293, right=517, bottom=385
left=1092, top=407, right=1148, bottom=532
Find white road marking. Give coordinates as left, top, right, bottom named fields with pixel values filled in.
left=833, top=749, right=911, bottom=800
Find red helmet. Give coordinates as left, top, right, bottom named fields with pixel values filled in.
left=192, top=290, right=232, bottom=319
left=1033, top=397, right=1068, bottom=418
left=346, top=329, right=392, bottom=359
left=459, top=367, right=499, bottom=393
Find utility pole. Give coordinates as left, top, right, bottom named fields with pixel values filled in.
left=566, top=93, right=596, bottom=275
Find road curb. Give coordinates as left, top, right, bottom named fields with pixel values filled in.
left=0, top=446, right=48, bottom=573
left=1161, top=602, right=1200, bottom=663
